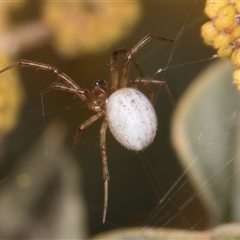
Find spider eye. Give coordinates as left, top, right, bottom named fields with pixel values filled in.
left=93, top=80, right=105, bottom=87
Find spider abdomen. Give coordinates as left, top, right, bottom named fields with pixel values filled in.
left=106, top=88, right=158, bottom=151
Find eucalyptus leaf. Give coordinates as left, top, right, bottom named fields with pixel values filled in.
left=171, top=59, right=240, bottom=224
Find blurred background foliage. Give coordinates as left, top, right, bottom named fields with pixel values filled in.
left=1, top=1, right=238, bottom=239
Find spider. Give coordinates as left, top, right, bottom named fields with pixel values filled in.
left=0, top=34, right=176, bottom=223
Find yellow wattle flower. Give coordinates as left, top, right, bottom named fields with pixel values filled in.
left=201, top=0, right=240, bottom=91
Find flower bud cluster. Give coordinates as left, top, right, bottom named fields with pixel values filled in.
left=201, top=0, right=240, bottom=90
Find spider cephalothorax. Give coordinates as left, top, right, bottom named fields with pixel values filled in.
left=91, top=80, right=110, bottom=109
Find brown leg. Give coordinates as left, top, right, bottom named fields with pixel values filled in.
left=110, top=49, right=145, bottom=91
left=41, top=82, right=86, bottom=100
left=131, top=78, right=176, bottom=109
left=99, top=119, right=109, bottom=223
left=72, top=112, right=103, bottom=149
left=0, top=59, right=92, bottom=102
left=129, top=79, right=155, bottom=103
left=41, top=83, right=97, bottom=110
left=120, top=34, right=175, bottom=88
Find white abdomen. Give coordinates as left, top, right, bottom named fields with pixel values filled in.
left=106, top=88, right=157, bottom=151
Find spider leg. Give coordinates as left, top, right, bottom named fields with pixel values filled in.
left=41, top=82, right=83, bottom=95
left=99, top=119, right=109, bottom=223
left=120, top=34, right=175, bottom=88
left=131, top=78, right=176, bottom=109
left=72, top=112, right=104, bottom=149
left=129, top=79, right=154, bottom=103
left=41, top=82, right=93, bottom=103
left=0, top=59, right=92, bottom=103
left=110, top=49, right=144, bottom=91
